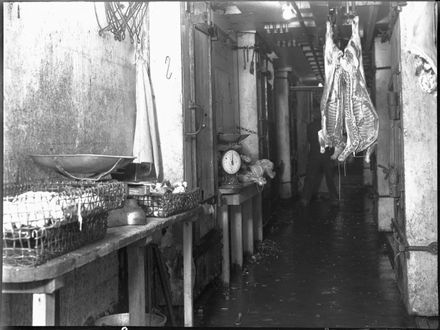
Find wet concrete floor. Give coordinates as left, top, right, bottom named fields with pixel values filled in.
left=194, top=177, right=416, bottom=328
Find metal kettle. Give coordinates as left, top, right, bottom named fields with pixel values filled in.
left=124, top=198, right=147, bottom=225
left=107, top=198, right=146, bottom=227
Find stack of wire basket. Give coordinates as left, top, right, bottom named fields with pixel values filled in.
left=2, top=180, right=126, bottom=267
left=127, top=183, right=201, bottom=218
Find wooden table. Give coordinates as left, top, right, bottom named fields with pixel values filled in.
left=2, top=206, right=202, bottom=327
left=218, top=183, right=263, bottom=286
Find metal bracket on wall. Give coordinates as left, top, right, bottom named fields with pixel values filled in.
left=387, top=91, right=400, bottom=120
left=373, top=66, right=392, bottom=72
left=195, top=22, right=218, bottom=40
left=367, top=191, right=391, bottom=200
left=391, top=218, right=438, bottom=260
left=185, top=102, right=207, bottom=137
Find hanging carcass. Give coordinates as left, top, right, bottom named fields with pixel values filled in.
left=319, top=16, right=379, bottom=164
left=318, top=21, right=346, bottom=160
left=338, top=16, right=379, bottom=163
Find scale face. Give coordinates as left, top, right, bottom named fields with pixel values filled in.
left=221, top=150, right=241, bottom=174
left=217, top=133, right=249, bottom=188
left=220, top=149, right=241, bottom=187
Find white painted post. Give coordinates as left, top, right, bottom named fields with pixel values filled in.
left=253, top=192, right=263, bottom=243
left=374, top=37, right=393, bottom=231
left=274, top=68, right=292, bottom=198
left=183, top=221, right=193, bottom=326
left=32, top=293, right=56, bottom=326
left=242, top=198, right=254, bottom=255
left=220, top=205, right=230, bottom=286
left=230, top=205, right=243, bottom=268
left=127, top=242, right=146, bottom=326
left=237, top=32, right=259, bottom=160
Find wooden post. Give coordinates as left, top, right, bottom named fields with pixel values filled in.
left=253, top=192, right=263, bottom=243
left=242, top=199, right=254, bottom=256
left=32, top=293, right=56, bottom=326
left=127, top=242, right=146, bottom=326
left=220, top=205, right=230, bottom=286
left=183, top=221, right=193, bottom=327
left=230, top=205, right=243, bottom=268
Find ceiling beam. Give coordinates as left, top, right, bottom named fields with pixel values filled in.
left=290, top=0, right=324, bottom=81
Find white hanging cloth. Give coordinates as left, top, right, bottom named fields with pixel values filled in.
left=133, top=18, right=163, bottom=180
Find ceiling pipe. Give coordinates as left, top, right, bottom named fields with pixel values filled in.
left=290, top=1, right=325, bottom=81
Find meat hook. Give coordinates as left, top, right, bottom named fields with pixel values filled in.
left=165, top=56, right=172, bottom=79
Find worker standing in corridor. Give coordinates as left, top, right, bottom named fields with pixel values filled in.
left=301, top=107, right=339, bottom=207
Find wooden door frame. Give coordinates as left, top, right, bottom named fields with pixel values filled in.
left=180, top=2, right=216, bottom=201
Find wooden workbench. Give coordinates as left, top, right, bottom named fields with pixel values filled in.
left=218, top=182, right=263, bottom=286
left=2, top=206, right=203, bottom=327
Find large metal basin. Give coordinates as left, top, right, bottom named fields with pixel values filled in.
left=30, top=154, right=136, bottom=179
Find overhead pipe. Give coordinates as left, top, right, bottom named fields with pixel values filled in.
left=290, top=1, right=325, bottom=81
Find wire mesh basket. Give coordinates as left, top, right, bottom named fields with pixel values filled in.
left=2, top=180, right=127, bottom=267
left=133, top=188, right=201, bottom=218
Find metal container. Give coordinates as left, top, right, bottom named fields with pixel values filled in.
left=95, top=312, right=166, bottom=326
left=111, top=162, right=155, bottom=182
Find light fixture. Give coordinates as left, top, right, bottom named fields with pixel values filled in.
left=224, top=5, right=242, bottom=15
left=276, top=39, right=297, bottom=47
left=281, top=2, right=296, bottom=20
left=264, top=23, right=289, bottom=34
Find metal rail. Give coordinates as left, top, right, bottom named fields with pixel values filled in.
left=290, top=1, right=325, bottom=81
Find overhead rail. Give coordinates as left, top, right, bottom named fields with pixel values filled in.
left=290, top=1, right=325, bottom=82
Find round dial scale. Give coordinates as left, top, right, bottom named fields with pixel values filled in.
left=221, top=149, right=241, bottom=174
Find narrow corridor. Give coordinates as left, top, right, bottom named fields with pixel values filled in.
left=195, top=162, right=415, bottom=328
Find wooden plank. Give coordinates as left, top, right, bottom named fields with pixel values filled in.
left=242, top=199, right=254, bottom=255
left=230, top=205, right=243, bottom=268
left=194, top=25, right=217, bottom=200
left=182, top=3, right=197, bottom=188
left=32, top=293, right=55, bottom=326
left=212, top=28, right=237, bottom=132
left=220, top=205, right=230, bottom=286
left=253, top=193, right=263, bottom=243
left=182, top=221, right=193, bottom=327
left=127, top=241, right=146, bottom=326
left=3, top=207, right=203, bottom=283
left=3, top=277, right=64, bottom=294
left=220, top=183, right=259, bottom=205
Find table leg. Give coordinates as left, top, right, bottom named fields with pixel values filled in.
left=253, top=193, right=263, bottom=243
left=183, top=221, right=193, bottom=327
left=127, top=242, right=146, bottom=326
left=230, top=205, right=243, bottom=268
left=32, top=293, right=55, bottom=326
left=242, top=199, right=254, bottom=256
left=220, top=205, right=230, bottom=286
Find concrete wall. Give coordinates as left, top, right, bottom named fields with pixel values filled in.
left=149, top=2, right=184, bottom=183
left=3, top=2, right=136, bottom=183
left=399, top=3, right=438, bottom=316
left=2, top=2, right=136, bottom=325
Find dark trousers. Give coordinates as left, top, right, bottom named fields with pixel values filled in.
left=303, top=153, right=338, bottom=203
